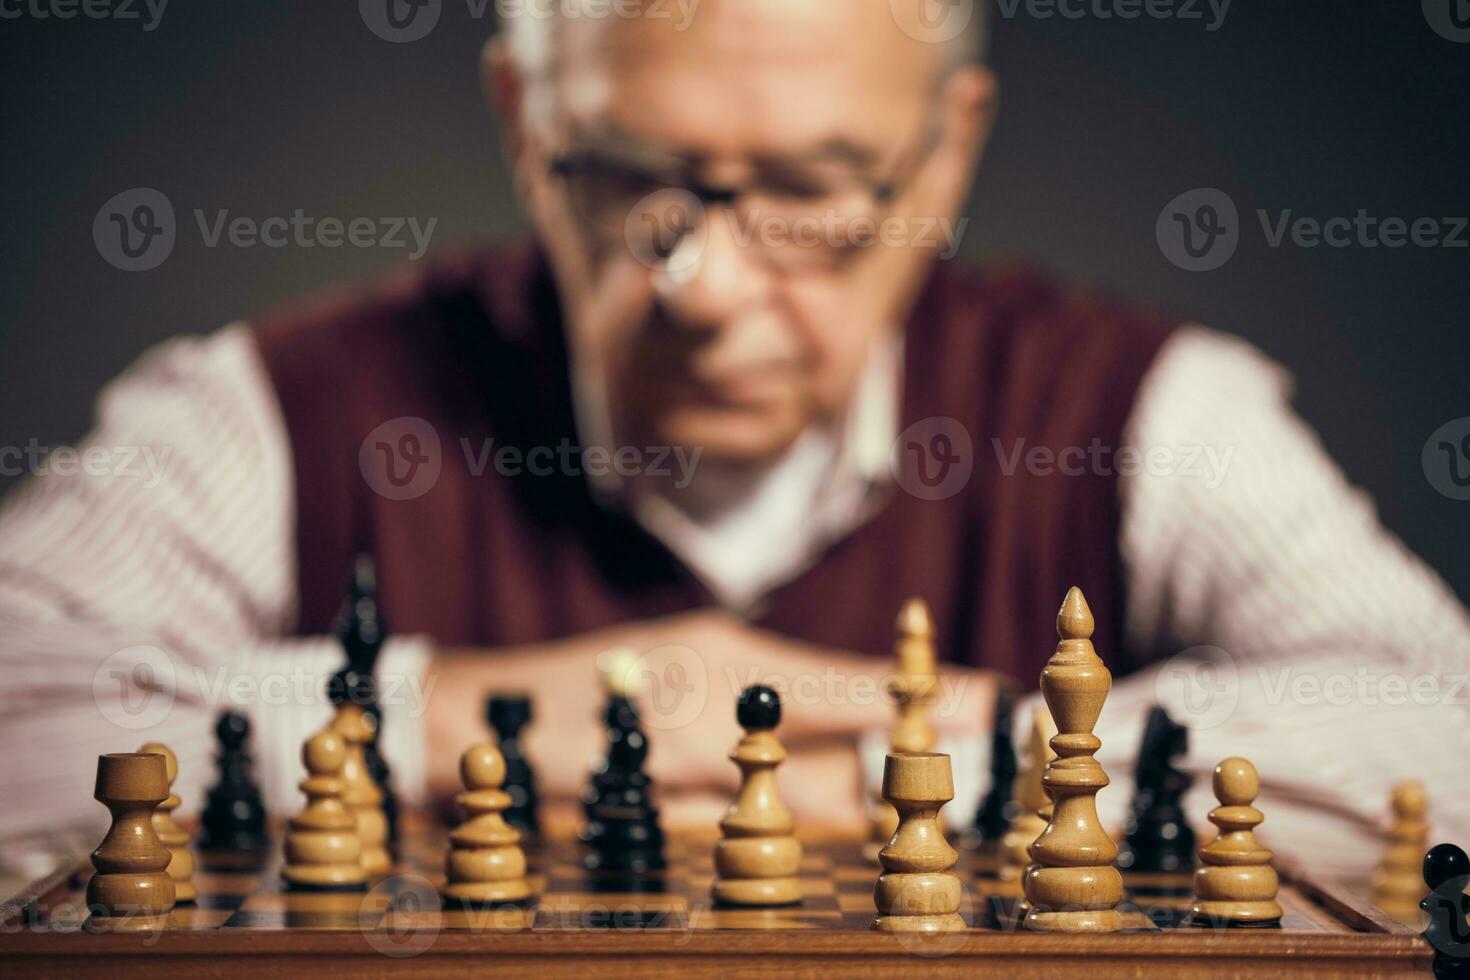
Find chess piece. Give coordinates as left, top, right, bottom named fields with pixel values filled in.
left=200, top=711, right=269, bottom=854
left=1189, top=757, right=1282, bottom=927
left=712, top=686, right=803, bottom=906
left=442, top=743, right=532, bottom=906
left=971, top=685, right=1019, bottom=850
left=872, top=752, right=965, bottom=933
left=867, top=598, right=938, bottom=861
left=1421, top=843, right=1470, bottom=980
left=1117, top=705, right=1196, bottom=874
left=85, top=752, right=176, bottom=930
left=487, top=693, right=539, bottom=839
left=282, top=729, right=367, bottom=891
left=995, top=707, right=1056, bottom=899
left=581, top=649, right=665, bottom=873
left=335, top=554, right=398, bottom=846
left=1022, top=587, right=1124, bottom=933
left=330, top=671, right=392, bottom=876
left=138, top=741, right=196, bottom=903
left=1371, top=781, right=1431, bottom=927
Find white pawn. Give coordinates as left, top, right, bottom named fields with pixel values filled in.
left=282, top=729, right=366, bottom=890
left=873, top=752, right=965, bottom=933
left=1371, top=781, right=1429, bottom=927
left=1190, top=757, right=1282, bottom=926
left=713, top=686, right=803, bottom=906
left=442, top=743, right=531, bottom=906
left=139, top=741, right=197, bottom=904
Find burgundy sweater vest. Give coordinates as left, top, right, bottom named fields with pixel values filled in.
left=252, top=245, right=1174, bottom=686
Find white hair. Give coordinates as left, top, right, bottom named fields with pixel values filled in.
left=500, top=0, right=987, bottom=80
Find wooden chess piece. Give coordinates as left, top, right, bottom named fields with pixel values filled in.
left=331, top=678, right=392, bottom=877
left=1372, top=781, right=1431, bottom=928
left=713, top=686, right=803, bottom=906
left=1022, top=587, right=1123, bottom=933
left=872, top=752, right=965, bottom=933
left=994, top=707, right=1057, bottom=899
left=442, top=743, right=531, bottom=906
left=282, top=729, right=367, bottom=891
left=867, top=599, right=938, bottom=862
left=85, top=752, right=177, bottom=930
left=138, top=741, right=196, bottom=903
left=1189, top=757, right=1282, bottom=926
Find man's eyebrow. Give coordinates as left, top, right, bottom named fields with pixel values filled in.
left=776, top=137, right=886, bottom=169
left=565, top=123, right=886, bottom=171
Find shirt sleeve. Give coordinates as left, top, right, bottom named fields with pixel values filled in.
left=1101, top=324, right=1470, bottom=877
left=0, top=326, right=431, bottom=838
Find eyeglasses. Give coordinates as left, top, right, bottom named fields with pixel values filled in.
left=546, top=129, right=937, bottom=273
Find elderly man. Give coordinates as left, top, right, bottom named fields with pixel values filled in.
left=0, top=0, right=1465, bottom=874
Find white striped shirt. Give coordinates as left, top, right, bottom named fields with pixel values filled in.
left=0, top=320, right=1466, bottom=878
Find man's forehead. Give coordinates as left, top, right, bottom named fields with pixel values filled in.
left=539, top=0, right=941, bottom=155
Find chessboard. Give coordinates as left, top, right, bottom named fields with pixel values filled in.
left=0, top=815, right=1430, bottom=979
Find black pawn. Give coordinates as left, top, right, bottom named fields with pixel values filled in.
left=580, top=696, right=664, bottom=876
left=487, top=693, right=539, bottom=839
left=972, top=686, right=1018, bottom=844
left=200, top=711, right=269, bottom=855
left=1422, top=843, right=1470, bottom=979
left=739, top=684, right=781, bottom=729
left=334, top=553, right=398, bottom=846
left=1117, top=705, right=1196, bottom=874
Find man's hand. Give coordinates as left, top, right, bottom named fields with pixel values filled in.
left=426, top=610, right=999, bottom=824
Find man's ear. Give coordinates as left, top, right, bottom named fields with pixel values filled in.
left=932, top=64, right=998, bottom=211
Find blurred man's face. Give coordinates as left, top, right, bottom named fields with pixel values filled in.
left=495, top=0, right=992, bottom=466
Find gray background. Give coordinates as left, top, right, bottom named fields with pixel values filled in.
left=1, top=1, right=1467, bottom=600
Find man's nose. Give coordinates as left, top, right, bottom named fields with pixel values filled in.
left=653, top=206, right=771, bottom=331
